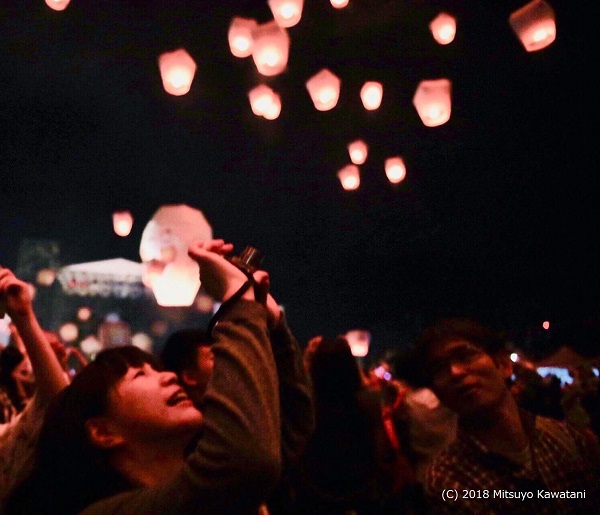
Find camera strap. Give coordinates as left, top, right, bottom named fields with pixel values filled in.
left=206, top=273, right=255, bottom=338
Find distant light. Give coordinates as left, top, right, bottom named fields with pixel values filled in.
left=158, top=49, right=197, bottom=96
left=59, top=323, right=79, bottom=343
left=345, top=329, right=371, bottom=357
left=360, top=81, right=383, bottom=110
left=45, top=0, right=71, bottom=11
left=228, top=17, right=257, bottom=58
left=330, top=0, right=349, bottom=8
left=429, top=12, right=457, bottom=45
left=77, top=306, right=93, bottom=322
left=593, top=368, right=599, bottom=377
left=348, top=139, right=368, bottom=165
left=337, top=164, right=360, bottom=191
left=509, top=0, right=556, bottom=52
left=268, top=0, right=304, bottom=28
left=537, top=366, right=573, bottom=385
left=248, top=85, right=276, bottom=116
left=306, top=69, right=341, bottom=111
left=132, top=332, right=153, bottom=353
left=113, top=210, right=133, bottom=237
left=80, top=335, right=102, bottom=357
left=105, top=312, right=120, bottom=323
left=251, top=21, right=290, bottom=77
left=542, top=320, right=550, bottom=330
left=413, top=79, right=452, bottom=127
left=36, top=268, right=56, bottom=286
left=263, top=93, right=282, bottom=120
left=510, top=352, right=519, bottom=362
left=152, top=262, right=201, bottom=307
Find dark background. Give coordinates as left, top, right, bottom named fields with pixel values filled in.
left=1, top=0, right=598, bottom=358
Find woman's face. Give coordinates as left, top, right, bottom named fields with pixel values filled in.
left=106, top=363, right=203, bottom=442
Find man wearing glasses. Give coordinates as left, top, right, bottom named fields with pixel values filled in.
left=415, top=318, right=599, bottom=514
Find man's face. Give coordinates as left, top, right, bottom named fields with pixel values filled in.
left=427, top=339, right=512, bottom=416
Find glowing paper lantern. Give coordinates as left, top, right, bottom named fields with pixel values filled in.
left=385, top=157, right=407, bottom=184
left=132, top=332, right=153, bottom=353
left=251, top=21, right=290, bottom=77
left=413, top=78, right=452, bottom=127
left=509, top=0, right=556, bottom=52
left=45, top=0, right=71, bottom=11
left=429, top=13, right=457, bottom=45
left=263, top=93, right=282, bottom=120
left=152, top=263, right=201, bottom=307
left=59, top=323, right=79, bottom=343
left=228, top=17, right=257, bottom=58
left=80, top=335, right=102, bottom=357
left=113, top=210, right=133, bottom=237
left=345, top=329, right=371, bottom=357
left=36, top=268, right=56, bottom=286
left=348, top=140, right=368, bottom=165
left=248, top=85, right=276, bottom=116
left=360, top=81, right=383, bottom=110
left=306, top=69, right=341, bottom=111
left=337, top=164, right=360, bottom=191
left=268, top=0, right=304, bottom=28
left=158, top=49, right=197, bottom=96
left=77, top=306, right=92, bottom=322
left=330, top=0, right=349, bottom=8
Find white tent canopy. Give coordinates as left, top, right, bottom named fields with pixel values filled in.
left=57, top=258, right=146, bottom=298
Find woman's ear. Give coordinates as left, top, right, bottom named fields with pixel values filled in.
left=85, top=417, right=125, bottom=449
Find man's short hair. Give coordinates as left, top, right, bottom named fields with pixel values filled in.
left=160, top=328, right=212, bottom=375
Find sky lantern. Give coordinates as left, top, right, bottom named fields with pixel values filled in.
left=337, top=164, right=360, bottom=191
left=345, top=329, right=370, bottom=357
left=158, top=49, right=197, bottom=96
left=509, top=0, right=556, bottom=52
left=77, top=306, right=92, bottom=322
left=45, top=0, right=71, bottom=11
left=360, top=81, right=383, bottom=110
left=59, top=322, right=78, bottom=343
left=248, top=84, right=276, bottom=116
left=139, top=204, right=212, bottom=307
left=251, top=21, right=290, bottom=77
left=348, top=139, right=368, bottom=165
left=330, top=0, right=349, bottom=8
left=263, top=93, right=282, bottom=120
left=412, top=78, right=452, bottom=127
left=228, top=17, right=257, bottom=58
left=429, top=12, right=457, bottom=45
left=36, top=268, right=56, bottom=286
left=306, top=69, right=341, bottom=111
left=268, top=0, right=304, bottom=28
left=112, top=210, right=133, bottom=237
left=385, top=156, right=407, bottom=184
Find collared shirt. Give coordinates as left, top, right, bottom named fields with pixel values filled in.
left=424, top=410, right=600, bottom=514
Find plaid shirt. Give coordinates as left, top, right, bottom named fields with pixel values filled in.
left=424, top=410, right=600, bottom=514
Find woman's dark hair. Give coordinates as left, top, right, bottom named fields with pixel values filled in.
left=0, top=345, right=29, bottom=415
left=6, top=346, right=162, bottom=515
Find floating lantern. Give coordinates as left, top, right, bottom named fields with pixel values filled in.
left=413, top=78, right=452, bottom=127
left=59, top=322, right=79, bottom=343
left=345, top=329, right=371, bottom=357
left=337, top=164, right=360, bottom=191
left=248, top=85, right=276, bottom=116
left=80, top=335, right=102, bottom=357
left=348, top=140, right=368, bottom=165
left=77, top=306, right=93, bottom=322
left=113, top=210, right=133, bottom=237
left=385, top=157, right=407, bottom=184
left=360, top=81, right=383, bottom=110
left=268, top=0, right=304, bottom=28
left=132, top=332, right=153, bottom=353
left=36, top=268, right=56, bottom=286
left=306, top=69, right=341, bottom=111
left=330, top=0, right=349, bottom=7
left=158, top=48, right=197, bottom=96
left=263, top=93, right=282, bottom=120
left=429, top=13, right=457, bottom=45
left=228, top=17, right=257, bottom=58
left=509, top=0, right=556, bottom=52
left=45, top=0, right=71, bottom=11
left=152, top=263, right=201, bottom=307
left=251, top=21, right=290, bottom=77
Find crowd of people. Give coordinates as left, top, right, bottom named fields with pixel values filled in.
left=0, top=239, right=599, bottom=514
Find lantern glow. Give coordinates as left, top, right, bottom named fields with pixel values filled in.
left=385, top=157, right=407, bottom=184
left=413, top=79, right=452, bottom=127
left=509, top=0, right=556, bottom=52
left=59, top=323, right=79, bottom=343
left=268, top=0, right=304, bottom=28
left=360, top=81, right=383, bottom=110
left=306, top=69, right=341, bottom=111
left=152, top=263, right=201, bottom=307
left=337, top=164, right=360, bottom=191
left=251, top=21, right=290, bottom=77
left=113, top=210, right=133, bottom=237
left=429, top=13, right=457, bottom=45
left=228, top=17, right=257, bottom=58
left=36, top=268, right=56, bottom=286
left=345, top=329, right=371, bottom=357
left=263, top=93, right=282, bottom=120
left=330, top=0, right=349, bottom=7
left=158, top=49, right=197, bottom=96
left=348, top=140, right=368, bottom=165
left=248, top=85, right=276, bottom=116
left=45, top=0, right=71, bottom=11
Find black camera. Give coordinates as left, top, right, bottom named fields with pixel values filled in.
left=227, top=246, right=264, bottom=275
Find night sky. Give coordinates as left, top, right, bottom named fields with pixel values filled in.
left=1, top=0, right=598, bottom=357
